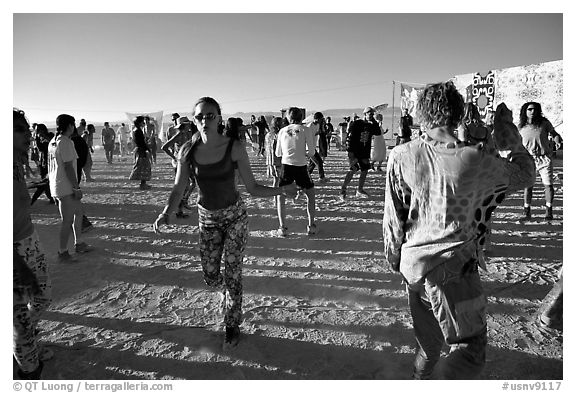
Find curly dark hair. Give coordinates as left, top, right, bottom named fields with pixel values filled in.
left=416, top=81, right=464, bottom=130
left=518, top=102, right=547, bottom=129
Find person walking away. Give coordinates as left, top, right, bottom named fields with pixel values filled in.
left=382, top=82, right=535, bottom=379
left=153, top=97, right=296, bottom=349
left=101, top=122, right=116, bottom=164
left=129, top=116, right=152, bottom=190
left=340, top=107, right=381, bottom=200
left=13, top=108, right=53, bottom=379
left=517, top=102, right=563, bottom=221
left=275, top=107, right=318, bottom=236
left=370, top=113, right=388, bottom=171
left=48, top=114, right=94, bottom=262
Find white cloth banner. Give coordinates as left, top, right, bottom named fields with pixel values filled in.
left=125, top=110, right=165, bottom=140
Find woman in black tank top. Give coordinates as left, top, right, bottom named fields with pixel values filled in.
left=153, top=97, right=296, bottom=349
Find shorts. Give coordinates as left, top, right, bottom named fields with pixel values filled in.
left=104, top=143, right=115, bottom=152
left=278, top=164, right=314, bottom=190
left=347, top=155, right=371, bottom=171
left=534, top=155, right=554, bottom=185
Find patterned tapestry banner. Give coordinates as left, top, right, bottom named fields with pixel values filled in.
left=451, top=60, right=562, bottom=133
left=493, top=60, right=562, bottom=132
left=399, top=83, right=425, bottom=124
left=471, top=71, right=495, bottom=118
left=125, top=110, right=165, bottom=140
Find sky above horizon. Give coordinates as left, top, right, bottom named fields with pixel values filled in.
left=13, top=13, right=562, bottom=123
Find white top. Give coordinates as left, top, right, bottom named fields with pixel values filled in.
left=275, top=124, right=315, bottom=166
left=48, top=135, right=78, bottom=198
left=117, top=125, right=129, bottom=142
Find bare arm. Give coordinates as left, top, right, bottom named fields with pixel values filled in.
left=160, top=132, right=180, bottom=161
left=63, top=160, right=82, bottom=199
left=153, top=160, right=190, bottom=233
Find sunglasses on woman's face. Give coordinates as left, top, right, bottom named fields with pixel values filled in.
left=194, top=113, right=217, bottom=122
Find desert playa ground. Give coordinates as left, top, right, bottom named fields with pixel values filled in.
left=24, top=144, right=562, bottom=380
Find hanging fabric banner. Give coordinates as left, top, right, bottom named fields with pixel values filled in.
left=125, top=110, right=165, bottom=140
left=471, top=71, right=496, bottom=118
left=399, top=83, right=425, bottom=123
left=493, top=60, right=562, bottom=131
left=451, top=60, right=562, bottom=130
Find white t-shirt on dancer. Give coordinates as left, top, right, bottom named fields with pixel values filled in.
left=48, top=134, right=78, bottom=198
left=275, top=124, right=316, bottom=167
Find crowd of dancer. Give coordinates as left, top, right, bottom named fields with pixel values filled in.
left=13, top=86, right=563, bottom=379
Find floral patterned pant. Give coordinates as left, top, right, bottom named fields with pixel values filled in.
left=13, top=231, right=52, bottom=373
left=198, top=199, right=248, bottom=327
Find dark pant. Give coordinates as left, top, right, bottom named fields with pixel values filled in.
left=307, top=150, right=325, bottom=179
left=258, top=134, right=266, bottom=155
left=524, top=185, right=554, bottom=206
left=104, top=143, right=114, bottom=162
left=538, top=269, right=562, bottom=328
left=30, top=180, right=53, bottom=205
left=341, top=154, right=370, bottom=192
left=407, top=259, right=487, bottom=379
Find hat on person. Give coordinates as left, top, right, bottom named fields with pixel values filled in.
left=175, top=116, right=191, bottom=129
left=363, top=106, right=375, bottom=114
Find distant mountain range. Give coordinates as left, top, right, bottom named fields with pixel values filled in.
left=42, top=106, right=403, bottom=131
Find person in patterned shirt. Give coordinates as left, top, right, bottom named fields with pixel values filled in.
left=382, top=81, right=535, bottom=379
left=13, top=108, right=52, bottom=379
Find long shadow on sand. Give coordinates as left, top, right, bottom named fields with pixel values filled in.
left=483, top=345, right=562, bottom=379
left=41, top=311, right=415, bottom=379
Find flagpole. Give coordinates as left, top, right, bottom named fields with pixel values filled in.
left=391, top=81, right=396, bottom=141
